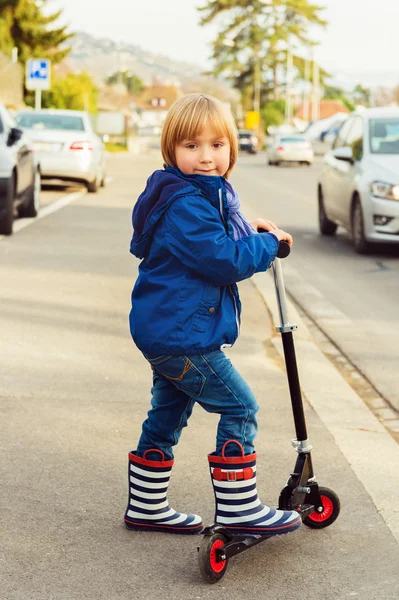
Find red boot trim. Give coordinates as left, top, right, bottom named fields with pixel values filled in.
left=128, top=451, right=174, bottom=468
left=208, top=452, right=257, bottom=465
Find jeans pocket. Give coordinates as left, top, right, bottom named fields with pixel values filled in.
left=144, top=354, right=173, bottom=365
left=148, top=355, right=206, bottom=397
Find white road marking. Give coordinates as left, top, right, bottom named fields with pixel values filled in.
left=0, top=188, right=87, bottom=241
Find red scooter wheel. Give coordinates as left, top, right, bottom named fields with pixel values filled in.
left=198, top=533, right=229, bottom=583
left=304, top=486, right=340, bottom=529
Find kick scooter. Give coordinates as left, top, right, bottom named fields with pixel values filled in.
left=198, top=240, right=340, bottom=583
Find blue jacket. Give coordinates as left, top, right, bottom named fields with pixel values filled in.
left=129, top=166, right=279, bottom=355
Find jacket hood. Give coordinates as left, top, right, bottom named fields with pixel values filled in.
left=130, top=166, right=226, bottom=259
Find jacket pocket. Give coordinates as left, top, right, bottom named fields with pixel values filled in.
left=192, top=283, right=221, bottom=333
left=146, top=355, right=206, bottom=397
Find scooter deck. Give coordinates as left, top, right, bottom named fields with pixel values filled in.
left=201, top=524, right=269, bottom=561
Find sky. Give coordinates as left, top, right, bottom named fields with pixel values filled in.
left=49, top=0, right=399, bottom=88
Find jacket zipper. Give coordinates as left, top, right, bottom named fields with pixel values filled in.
left=219, top=188, right=240, bottom=337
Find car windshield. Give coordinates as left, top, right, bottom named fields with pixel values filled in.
left=16, top=113, right=86, bottom=132
left=280, top=137, right=306, bottom=143
left=369, top=119, right=399, bottom=154
left=239, top=131, right=251, bottom=137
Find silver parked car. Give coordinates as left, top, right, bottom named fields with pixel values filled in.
left=0, top=103, right=41, bottom=235
left=267, top=134, right=313, bottom=166
left=318, top=107, right=399, bottom=253
left=15, top=109, right=106, bottom=193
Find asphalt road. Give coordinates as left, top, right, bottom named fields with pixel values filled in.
left=1, top=154, right=398, bottom=599
left=232, top=153, right=399, bottom=413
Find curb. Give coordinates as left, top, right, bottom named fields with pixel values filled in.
left=252, top=269, right=399, bottom=544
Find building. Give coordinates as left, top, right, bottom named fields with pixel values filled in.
left=133, top=85, right=182, bottom=134
left=294, top=99, right=351, bottom=121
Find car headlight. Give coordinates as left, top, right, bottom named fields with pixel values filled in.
left=370, top=181, right=399, bottom=201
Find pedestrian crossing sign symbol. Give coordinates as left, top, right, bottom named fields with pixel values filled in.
left=25, top=58, right=51, bottom=90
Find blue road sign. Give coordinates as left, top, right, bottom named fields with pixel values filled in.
left=25, top=58, right=51, bottom=90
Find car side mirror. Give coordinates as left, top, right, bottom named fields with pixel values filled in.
left=7, top=127, right=23, bottom=146
left=332, top=146, right=353, bottom=163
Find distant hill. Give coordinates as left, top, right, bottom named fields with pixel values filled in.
left=64, top=31, right=204, bottom=86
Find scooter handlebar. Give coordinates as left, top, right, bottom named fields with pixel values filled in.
left=257, top=228, right=291, bottom=259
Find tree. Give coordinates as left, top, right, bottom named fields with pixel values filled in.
left=353, top=83, right=371, bottom=107
left=27, top=71, right=99, bottom=112
left=0, top=1, right=73, bottom=71
left=198, top=0, right=327, bottom=109
left=323, top=84, right=355, bottom=112
left=261, top=99, right=285, bottom=131
left=106, top=70, right=145, bottom=96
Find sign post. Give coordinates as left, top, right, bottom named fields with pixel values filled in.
left=25, top=59, right=51, bottom=109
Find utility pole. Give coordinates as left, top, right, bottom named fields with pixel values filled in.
left=252, top=43, right=262, bottom=136
left=285, top=46, right=293, bottom=122
left=303, top=56, right=310, bottom=123
left=312, top=58, right=320, bottom=122
left=253, top=48, right=261, bottom=115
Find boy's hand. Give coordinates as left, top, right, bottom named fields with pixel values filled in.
left=271, top=228, right=293, bottom=248
left=252, top=218, right=293, bottom=248
left=250, top=218, right=278, bottom=233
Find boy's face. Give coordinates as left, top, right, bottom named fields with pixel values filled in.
left=175, top=121, right=230, bottom=177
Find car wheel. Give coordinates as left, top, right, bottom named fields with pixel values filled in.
left=100, top=172, right=106, bottom=188
left=0, top=172, right=16, bottom=235
left=87, top=177, right=99, bottom=193
left=318, top=187, right=337, bottom=236
left=18, top=167, right=40, bottom=218
left=351, top=198, right=370, bottom=254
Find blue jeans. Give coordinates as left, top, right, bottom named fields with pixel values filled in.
left=137, top=350, right=259, bottom=459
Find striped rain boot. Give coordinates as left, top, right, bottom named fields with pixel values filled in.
left=124, top=449, right=203, bottom=534
left=209, top=440, right=302, bottom=536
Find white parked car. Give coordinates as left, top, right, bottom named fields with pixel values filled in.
left=267, top=134, right=313, bottom=166
left=15, top=109, right=106, bottom=193
left=311, top=114, right=348, bottom=156
left=0, top=103, right=40, bottom=235
left=318, top=107, right=399, bottom=253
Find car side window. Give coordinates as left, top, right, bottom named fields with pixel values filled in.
left=0, top=115, right=3, bottom=134
left=333, top=119, right=354, bottom=150
left=346, top=117, right=364, bottom=161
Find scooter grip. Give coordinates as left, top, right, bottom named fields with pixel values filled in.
left=257, top=228, right=291, bottom=258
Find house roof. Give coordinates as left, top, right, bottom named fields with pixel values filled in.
left=295, top=99, right=351, bottom=121
left=133, top=85, right=182, bottom=110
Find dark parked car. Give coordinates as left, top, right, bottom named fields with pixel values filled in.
left=0, top=104, right=40, bottom=235
left=238, top=129, right=258, bottom=154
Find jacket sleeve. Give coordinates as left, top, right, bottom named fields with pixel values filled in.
left=163, top=193, right=279, bottom=286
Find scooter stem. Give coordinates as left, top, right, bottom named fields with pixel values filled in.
left=272, top=258, right=310, bottom=448
left=272, top=258, right=296, bottom=333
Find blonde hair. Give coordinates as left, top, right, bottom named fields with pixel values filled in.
left=161, top=93, right=238, bottom=179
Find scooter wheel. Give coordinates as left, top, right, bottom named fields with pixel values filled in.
left=198, top=533, right=229, bottom=584
left=304, top=486, right=340, bottom=529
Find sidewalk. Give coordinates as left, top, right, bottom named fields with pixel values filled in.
left=1, top=153, right=398, bottom=600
